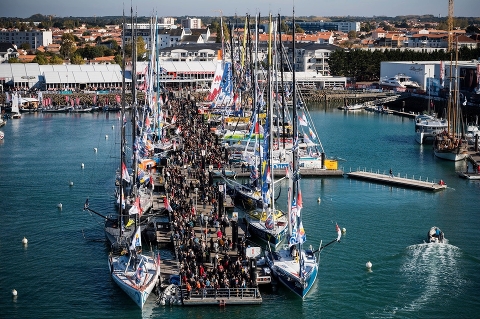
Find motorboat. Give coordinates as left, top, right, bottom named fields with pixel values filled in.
left=379, top=73, right=420, bottom=91
left=426, top=226, right=445, bottom=243
left=415, top=114, right=448, bottom=144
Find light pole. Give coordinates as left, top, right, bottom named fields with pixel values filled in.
left=201, top=149, right=206, bottom=170
left=194, top=187, right=200, bottom=236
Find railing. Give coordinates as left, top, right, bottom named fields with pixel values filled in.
left=181, top=287, right=261, bottom=300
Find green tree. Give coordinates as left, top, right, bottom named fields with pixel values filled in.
left=32, top=53, right=48, bottom=65
left=19, top=43, right=31, bottom=50
left=347, top=31, right=357, bottom=39
left=8, top=57, right=21, bottom=63
left=60, top=33, right=77, bottom=59
left=71, top=54, right=85, bottom=64
left=49, top=55, right=64, bottom=64
left=294, top=24, right=304, bottom=34
left=114, top=54, right=122, bottom=65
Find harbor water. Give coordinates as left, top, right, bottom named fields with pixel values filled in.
left=0, top=106, right=479, bottom=318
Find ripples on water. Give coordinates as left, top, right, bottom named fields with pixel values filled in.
left=1, top=110, right=479, bottom=318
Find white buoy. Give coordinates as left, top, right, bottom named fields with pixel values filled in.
left=81, top=163, right=84, bottom=169
left=12, top=289, right=17, bottom=296
left=112, top=125, right=115, bottom=129
left=366, top=261, right=372, bottom=269
left=93, top=147, right=97, bottom=152
left=22, top=237, right=28, bottom=245
left=57, top=203, right=63, bottom=210
left=105, top=135, right=108, bottom=139
left=342, top=227, right=346, bottom=233
left=317, top=197, right=321, bottom=203
left=69, top=181, right=74, bottom=186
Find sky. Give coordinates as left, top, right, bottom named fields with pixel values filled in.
left=2, top=0, right=479, bottom=18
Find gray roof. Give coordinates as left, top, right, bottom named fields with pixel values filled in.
left=0, top=63, right=127, bottom=85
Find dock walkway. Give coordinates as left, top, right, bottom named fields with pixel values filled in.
left=346, top=170, right=447, bottom=191
left=181, top=287, right=262, bottom=305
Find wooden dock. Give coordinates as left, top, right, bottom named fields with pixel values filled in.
left=210, top=167, right=344, bottom=178
left=457, top=150, right=480, bottom=179
left=346, top=170, right=447, bottom=191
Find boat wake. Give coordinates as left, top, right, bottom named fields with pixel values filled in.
left=377, top=242, right=464, bottom=317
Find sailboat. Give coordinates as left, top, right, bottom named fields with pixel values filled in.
left=245, top=15, right=288, bottom=247
left=84, top=10, right=161, bottom=309
left=11, top=93, right=22, bottom=119
left=265, top=11, right=341, bottom=299
left=108, top=11, right=160, bottom=310
left=434, top=51, right=469, bottom=161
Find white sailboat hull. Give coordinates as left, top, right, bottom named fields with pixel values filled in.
left=109, top=254, right=160, bottom=309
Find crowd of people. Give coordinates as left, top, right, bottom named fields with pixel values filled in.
left=158, top=97, right=258, bottom=294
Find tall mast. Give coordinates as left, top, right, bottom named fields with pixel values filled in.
left=119, top=7, right=127, bottom=238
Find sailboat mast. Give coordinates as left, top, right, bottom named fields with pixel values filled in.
left=119, top=9, right=127, bottom=238
left=278, top=14, right=287, bottom=151
left=268, top=13, right=275, bottom=213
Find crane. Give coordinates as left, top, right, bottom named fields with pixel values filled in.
left=447, top=0, right=454, bottom=52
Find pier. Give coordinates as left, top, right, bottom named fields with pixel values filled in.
left=346, top=169, right=447, bottom=191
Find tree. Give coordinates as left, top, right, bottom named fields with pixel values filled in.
left=19, top=43, right=31, bottom=50
left=32, top=53, right=48, bottom=65
left=294, top=24, right=304, bottom=34
left=49, top=55, right=64, bottom=65
left=347, top=31, right=357, bottom=39
left=60, top=33, right=77, bottom=59
left=71, top=54, right=85, bottom=65
left=8, top=57, right=21, bottom=63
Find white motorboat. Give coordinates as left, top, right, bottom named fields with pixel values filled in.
left=414, top=114, right=448, bottom=144
left=379, top=73, right=420, bottom=91
left=426, top=226, right=445, bottom=243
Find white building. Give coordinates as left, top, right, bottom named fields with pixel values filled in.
left=0, top=29, right=53, bottom=50
left=181, top=18, right=202, bottom=29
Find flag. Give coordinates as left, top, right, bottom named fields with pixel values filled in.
left=336, top=224, right=342, bottom=241
left=175, top=126, right=182, bottom=135
left=130, top=227, right=142, bottom=250
left=135, top=259, right=144, bottom=283
left=297, top=190, right=303, bottom=215
left=299, top=113, right=308, bottom=126
left=163, top=197, right=173, bottom=212
left=303, top=133, right=313, bottom=145
left=289, top=226, right=298, bottom=246
left=171, top=115, right=176, bottom=124
left=297, top=221, right=306, bottom=244
left=308, top=128, right=316, bottom=140
left=122, top=162, right=130, bottom=183
left=265, top=211, right=274, bottom=230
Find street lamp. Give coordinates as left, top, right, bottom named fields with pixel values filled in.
left=194, top=187, right=200, bottom=236
left=201, top=149, right=206, bottom=170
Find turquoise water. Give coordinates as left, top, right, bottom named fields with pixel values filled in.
left=0, top=108, right=479, bottom=318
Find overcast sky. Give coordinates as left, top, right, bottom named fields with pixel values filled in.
left=2, top=0, right=479, bottom=18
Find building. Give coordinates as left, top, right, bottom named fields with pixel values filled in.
left=0, top=42, right=19, bottom=63
left=181, top=18, right=202, bottom=29
left=0, top=29, right=53, bottom=50
left=380, top=60, right=480, bottom=94
left=286, top=21, right=360, bottom=33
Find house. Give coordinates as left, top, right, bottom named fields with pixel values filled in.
left=0, top=42, right=19, bottom=63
